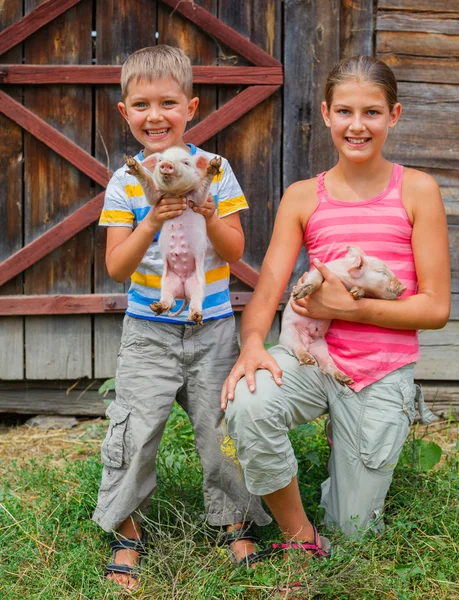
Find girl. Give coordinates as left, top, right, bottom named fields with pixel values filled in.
left=222, top=56, right=450, bottom=551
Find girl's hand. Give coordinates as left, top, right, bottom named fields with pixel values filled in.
left=220, top=345, right=283, bottom=410
left=291, top=259, right=356, bottom=320
left=189, top=194, right=217, bottom=222
left=146, top=196, right=187, bottom=229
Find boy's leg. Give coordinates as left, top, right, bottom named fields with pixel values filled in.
left=321, top=364, right=417, bottom=538
left=225, top=345, right=340, bottom=546
left=180, top=316, right=271, bottom=531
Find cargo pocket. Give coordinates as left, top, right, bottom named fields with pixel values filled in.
left=358, top=377, right=413, bottom=472
left=101, top=402, right=131, bottom=468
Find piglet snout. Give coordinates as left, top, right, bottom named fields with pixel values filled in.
left=159, top=161, right=175, bottom=175
left=388, top=279, right=407, bottom=299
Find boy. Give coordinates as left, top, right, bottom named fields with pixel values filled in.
left=93, top=45, right=270, bottom=589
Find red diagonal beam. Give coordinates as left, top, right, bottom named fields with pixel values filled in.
left=0, top=65, right=283, bottom=85
left=0, top=0, right=83, bottom=57
left=0, top=91, right=110, bottom=188
left=184, top=84, right=280, bottom=146
left=0, top=85, right=279, bottom=287
left=0, top=192, right=105, bottom=288
left=161, top=0, right=281, bottom=68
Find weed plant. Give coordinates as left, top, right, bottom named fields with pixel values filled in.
left=0, top=404, right=457, bottom=599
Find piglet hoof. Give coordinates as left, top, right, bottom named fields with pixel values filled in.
left=207, top=156, right=222, bottom=177
left=350, top=286, right=365, bottom=300
left=125, top=155, right=140, bottom=176
left=150, top=301, right=168, bottom=315
left=188, top=310, right=203, bottom=325
left=292, top=283, right=315, bottom=300
left=332, top=370, right=354, bottom=387
left=295, top=351, right=316, bottom=366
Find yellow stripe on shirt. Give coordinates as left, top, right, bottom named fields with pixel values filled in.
left=212, top=168, right=224, bottom=184
left=218, top=195, right=248, bottom=217
left=132, top=264, right=230, bottom=288
left=99, top=209, right=134, bottom=225
left=124, top=184, right=144, bottom=198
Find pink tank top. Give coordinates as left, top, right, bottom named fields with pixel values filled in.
left=305, top=163, right=420, bottom=391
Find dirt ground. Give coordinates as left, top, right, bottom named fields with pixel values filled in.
left=0, top=414, right=457, bottom=474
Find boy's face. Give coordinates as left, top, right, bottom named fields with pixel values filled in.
left=118, top=77, right=199, bottom=157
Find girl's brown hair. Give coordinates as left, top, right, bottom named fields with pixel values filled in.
left=324, top=55, right=398, bottom=110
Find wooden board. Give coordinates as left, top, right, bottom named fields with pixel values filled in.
left=415, top=322, right=459, bottom=380
left=0, top=0, right=24, bottom=379
left=93, top=0, right=158, bottom=379
left=380, top=55, right=459, bottom=85
left=377, top=10, right=459, bottom=34
left=377, top=31, right=459, bottom=58
left=378, top=0, right=459, bottom=11
left=283, top=0, right=340, bottom=284
left=340, top=0, right=374, bottom=57
left=23, top=0, right=93, bottom=379
left=383, top=82, right=459, bottom=170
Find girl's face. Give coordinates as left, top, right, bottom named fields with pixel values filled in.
left=321, top=80, right=401, bottom=163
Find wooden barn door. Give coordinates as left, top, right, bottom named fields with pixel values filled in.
left=0, top=0, right=283, bottom=384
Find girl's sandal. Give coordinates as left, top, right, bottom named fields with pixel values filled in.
left=217, top=524, right=274, bottom=567
left=270, top=524, right=332, bottom=559
left=104, top=535, right=148, bottom=582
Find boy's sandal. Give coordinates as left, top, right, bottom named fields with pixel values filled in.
left=104, top=535, right=148, bottom=581
left=270, top=525, right=332, bottom=559
left=217, top=524, right=274, bottom=567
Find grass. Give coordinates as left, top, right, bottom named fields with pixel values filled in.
left=0, top=405, right=458, bottom=600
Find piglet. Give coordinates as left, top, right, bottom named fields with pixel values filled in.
left=125, top=147, right=222, bottom=324
left=279, top=246, right=407, bottom=385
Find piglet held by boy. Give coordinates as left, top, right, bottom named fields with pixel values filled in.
left=125, top=147, right=221, bottom=324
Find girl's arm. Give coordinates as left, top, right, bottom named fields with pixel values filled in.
left=221, top=179, right=318, bottom=408
left=294, top=171, right=451, bottom=330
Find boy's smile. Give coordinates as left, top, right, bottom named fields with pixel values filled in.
left=321, top=81, right=401, bottom=164
left=118, top=77, right=199, bottom=156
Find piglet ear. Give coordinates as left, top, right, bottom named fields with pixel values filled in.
left=142, top=153, right=160, bottom=173
left=347, top=254, right=365, bottom=279
left=195, top=155, right=210, bottom=173
left=346, top=245, right=366, bottom=258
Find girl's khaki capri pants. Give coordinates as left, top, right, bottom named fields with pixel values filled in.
left=225, top=345, right=435, bottom=538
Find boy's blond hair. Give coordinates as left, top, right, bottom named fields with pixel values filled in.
left=121, top=45, right=193, bottom=99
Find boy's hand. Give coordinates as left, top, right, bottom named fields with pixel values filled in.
left=189, top=194, right=217, bottom=222
left=146, top=196, right=187, bottom=229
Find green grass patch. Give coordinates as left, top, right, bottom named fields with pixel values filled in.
left=0, top=405, right=458, bottom=599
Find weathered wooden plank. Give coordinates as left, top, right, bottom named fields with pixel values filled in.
left=384, top=82, right=459, bottom=170
left=160, top=0, right=281, bottom=67
left=23, top=0, right=93, bottom=380
left=418, top=384, right=459, bottom=418
left=378, top=0, right=459, bottom=12
left=215, top=0, right=282, bottom=278
left=377, top=31, right=459, bottom=58
left=0, top=191, right=105, bottom=289
left=377, top=11, right=459, bottom=35
left=0, top=384, right=110, bottom=416
left=340, top=0, right=373, bottom=58
left=184, top=85, right=280, bottom=147
left=0, top=0, right=83, bottom=57
left=283, top=0, right=339, bottom=284
left=0, top=91, right=111, bottom=187
left=93, top=0, right=159, bottom=379
left=415, top=322, right=459, bottom=380
left=0, top=65, right=283, bottom=85
left=25, top=316, right=91, bottom=379
left=0, top=0, right=24, bottom=379
left=380, top=55, right=459, bottom=84
left=0, top=291, right=273, bottom=315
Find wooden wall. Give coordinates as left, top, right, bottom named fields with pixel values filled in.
left=0, top=0, right=457, bottom=414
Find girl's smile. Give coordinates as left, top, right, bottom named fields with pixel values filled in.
left=321, top=81, right=401, bottom=163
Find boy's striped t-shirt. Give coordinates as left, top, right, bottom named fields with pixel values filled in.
left=99, top=144, right=248, bottom=323
left=305, top=163, right=420, bottom=392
